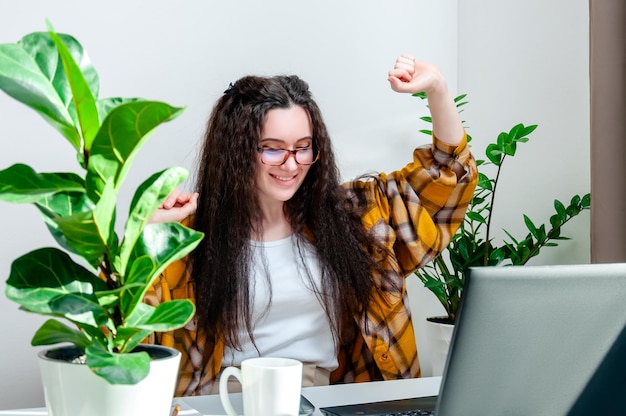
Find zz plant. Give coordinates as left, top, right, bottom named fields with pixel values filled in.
left=414, top=93, right=591, bottom=324
left=0, top=24, right=203, bottom=384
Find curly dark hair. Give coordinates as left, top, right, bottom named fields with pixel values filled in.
left=192, top=75, right=384, bottom=351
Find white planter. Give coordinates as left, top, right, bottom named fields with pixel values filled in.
left=425, top=319, right=454, bottom=376
left=38, top=345, right=180, bottom=416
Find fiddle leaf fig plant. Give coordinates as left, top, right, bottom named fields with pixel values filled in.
left=0, top=24, right=203, bottom=384
left=413, top=93, right=591, bottom=324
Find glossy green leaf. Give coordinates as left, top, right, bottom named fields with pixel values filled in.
left=85, top=101, right=185, bottom=200
left=486, top=143, right=503, bottom=165
left=113, top=327, right=153, bottom=353
left=36, top=191, right=94, bottom=254
left=466, top=211, right=486, bottom=224
left=119, top=167, right=188, bottom=272
left=523, top=215, right=539, bottom=238
left=129, top=222, right=203, bottom=280
left=47, top=291, right=110, bottom=327
left=503, top=140, right=517, bottom=156
left=0, top=164, right=84, bottom=204
left=121, top=223, right=203, bottom=316
left=119, top=255, right=155, bottom=316
left=31, top=319, right=92, bottom=350
left=554, top=199, right=567, bottom=221
left=48, top=26, right=99, bottom=151
left=582, top=193, right=591, bottom=207
left=53, top=181, right=117, bottom=266
left=477, top=172, right=492, bottom=190
left=521, top=124, right=538, bottom=137
left=125, top=300, right=195, bottom=332
left=5, top=247, right=108, bottom=315
left=96, top=97, right=141, bottom=124
left=85, top=344, right=150, bottom=385
left=0, top=32, right=97, bottom=151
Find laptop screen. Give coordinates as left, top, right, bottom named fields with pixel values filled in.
left=319, top=263, right=626, bottom=416
left=435, top=263, right=626, bottom=416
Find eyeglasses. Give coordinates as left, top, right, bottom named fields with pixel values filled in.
left=257, top=146, right=319, bottom=166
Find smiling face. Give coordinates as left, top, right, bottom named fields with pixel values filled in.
left=255, top=105, right=314, bottom=211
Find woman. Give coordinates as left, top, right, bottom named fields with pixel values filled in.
left=147, top=54, right=477, bottom=396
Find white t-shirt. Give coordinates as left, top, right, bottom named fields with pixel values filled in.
left=222, top=235, right=338, bottom=371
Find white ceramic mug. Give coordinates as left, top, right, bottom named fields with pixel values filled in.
left=219, top=357, right=303, bottom=416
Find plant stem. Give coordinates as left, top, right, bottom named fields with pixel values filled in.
left=433, top=255, right=455, bottom=317
left=483, top=156, right=505, bottom=265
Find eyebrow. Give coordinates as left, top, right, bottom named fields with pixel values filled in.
left=259, top=136, right=313, bottom=145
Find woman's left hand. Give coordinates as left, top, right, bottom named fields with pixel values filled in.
left=387, top=53, right=446, bottom=96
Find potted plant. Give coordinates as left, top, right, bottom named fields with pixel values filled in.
left=0, top=24, right=203, bottom=416
left=412, top=93, right=591, bottom=374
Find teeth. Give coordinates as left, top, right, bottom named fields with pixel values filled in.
left=272, top=174, right=295, bottom=181
left=272, top=175, right=295, bottom=182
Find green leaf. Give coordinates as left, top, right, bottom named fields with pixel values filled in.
left=31, top=318, right=92, bottom=350
left=554, top=199, right=567, bottom=221
left=486, top=143, right=503, bottom=165
left=119, top=167, right=189, bottom=272
left=582, top=193, right=591, bottom=207
left=121, top=223, right=203, bottom=316
left=113, top=327, right=153, bottom=353
left=48, top=26, right=99, bottom=151
left=47, top=291, right=110, bottom=327
left=96, top=97, right=142, bottom=124
left=85, top=344, right=150, bottom=385
left=85, top=101, right=185, bottom=201
left=53, top=181, right=117, bottom=266
left=119, top=256, right=155, bottom=316
left=454, top=94, right=467, bottom=102
left=477, top=172, right=493, bottom=191
left=521, top=124, right=538, bottom=137
left=466, top=211, right=486, bottom=224
left=125, top=300, right=195, bottom=332
left=0, top=164, right=85, bottom=204
left=129, top=222, right=203, bottom=280
left=503, top=140, right=517, bottom=157
left=36, top=191, right=94, bottom=253
left=5, top=247, right=108, bottom=316
left=0, top=31, right=97, bottom=151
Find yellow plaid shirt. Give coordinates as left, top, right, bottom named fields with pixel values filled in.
left=145, top=134, right=477, bottom=396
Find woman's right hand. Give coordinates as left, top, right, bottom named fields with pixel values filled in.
left=148, top=188, right=198, bottom=223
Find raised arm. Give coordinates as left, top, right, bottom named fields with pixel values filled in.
left=387, top=53, right=464, bottom=146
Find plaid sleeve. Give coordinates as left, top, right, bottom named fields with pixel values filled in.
left=351, top=133, right=478, bottom=276
left=333, top=134, right=477, bottom=384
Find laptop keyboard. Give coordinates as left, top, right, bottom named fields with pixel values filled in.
left=319, top=396, right=437, bottom=416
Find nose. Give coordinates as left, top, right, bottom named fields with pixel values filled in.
left=280, top=152, right=299, bottom=169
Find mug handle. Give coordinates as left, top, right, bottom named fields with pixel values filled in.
left=219, top=366, right=242, bottom=416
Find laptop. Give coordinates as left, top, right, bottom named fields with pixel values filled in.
left=320, top=263, right=626, bottom=416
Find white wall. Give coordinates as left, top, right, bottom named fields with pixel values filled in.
left=457, top=0, right=591, bottom=267
left=0, top=0, right=458, bottom=409
left=0, top=0, right=591, bottom=409
left=409, top=0, right=590, bottom=377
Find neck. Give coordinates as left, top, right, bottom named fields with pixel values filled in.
left=252, top=202, right=293, bottom=242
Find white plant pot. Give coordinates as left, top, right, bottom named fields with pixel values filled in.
left=38, top=345, right=180, bottom=416
left=425, top=319, right=454, bottom=376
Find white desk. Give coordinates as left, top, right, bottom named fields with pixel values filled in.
left=0, top=377, right=442, bottom=416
